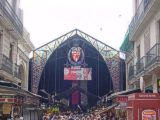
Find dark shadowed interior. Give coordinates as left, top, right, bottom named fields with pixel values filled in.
left=38, top=35, right=113, bottom=106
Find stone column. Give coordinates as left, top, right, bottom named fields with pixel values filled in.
left=152, top=73, right=157, bottom=93
left=140, top=76, right=145, bottom=92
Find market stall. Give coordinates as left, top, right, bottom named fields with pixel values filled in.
left=127, top=93, right=160, bottom=120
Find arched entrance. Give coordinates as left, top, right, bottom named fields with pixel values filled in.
left=38, top=34, right=113, bottom=105
left=31, top=29, right=122, bottom=106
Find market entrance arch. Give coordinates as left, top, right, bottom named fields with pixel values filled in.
left=31, top=29, right=123, bottom=106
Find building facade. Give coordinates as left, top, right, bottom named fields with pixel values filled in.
left=122, top=0, right=160, bottom=92
left=0, top=0, right=39, bottom=119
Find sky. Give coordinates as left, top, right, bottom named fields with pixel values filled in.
left=21, top=0, right=133, bottom=50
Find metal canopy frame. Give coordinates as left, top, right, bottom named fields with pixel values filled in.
left=32, top=29, right=121, bottom=94
left=33, top=29, right=119, bottom=63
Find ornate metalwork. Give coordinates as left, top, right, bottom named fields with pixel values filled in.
left=32, top=29, right=121, bottom=94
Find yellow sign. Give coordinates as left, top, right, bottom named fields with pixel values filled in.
left=3, top=104, right=12, bottom=114
left=47, top=107, right=59, bottom=113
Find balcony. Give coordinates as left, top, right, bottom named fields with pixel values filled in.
left=129, top=0, right=160, bottom=41
left=0, top=0, right=34, bottom=51
left=0, top=0, right=23, bottom=35
left=128, top=65, right=136, bottom=80
left=128, top=43, right=160, bottom=83
left=128, top=43, right=160, bottom=82
left=136, top=56, right=146, bottom=74
left=0, top=54, right=20, bottom=79
left=145, top=43, right=160, bottom=69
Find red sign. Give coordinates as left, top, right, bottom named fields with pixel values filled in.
left=116, top=96, right=128, bottom=102
left=128, top=93, right=160, bottom=100
left=71, top=49, right=80, bottom=62
left=64, top=67, right=92, bottom=80
left=68, top=47, right=84, bottom=65
left=0, top=98, right=23, bottom=104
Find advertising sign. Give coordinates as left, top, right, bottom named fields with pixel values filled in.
left=142, top=109, right=156, bottom=120
left=3, top=104, right=12, bottom=114
left=64, top=67, right=92, bottom=80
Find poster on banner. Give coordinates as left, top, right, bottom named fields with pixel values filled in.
left=64, top=67, right=92, bottom=80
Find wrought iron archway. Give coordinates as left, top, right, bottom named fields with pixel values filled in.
left=31, top=29, right=121, bottom=94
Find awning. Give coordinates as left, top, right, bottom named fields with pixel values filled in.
left=99, top=103, right=118, bottom=115
left=107, top=103, right=118, bottom=110
left=107, top=88, right=141, bottom=99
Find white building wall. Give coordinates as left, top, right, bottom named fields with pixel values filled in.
left=0, top=0, right=34, bottom=89
left=150, top=17, right=157, bottom=47
left=129, top=0, right=160, bottom=91
left=155, top=10, right=160, bottom=42
left=134, top=10, right=160, bottom=62
left=7, top=0, right=23, bottom=23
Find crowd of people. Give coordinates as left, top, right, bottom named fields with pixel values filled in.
left=42, top=105, right=127, bottom=120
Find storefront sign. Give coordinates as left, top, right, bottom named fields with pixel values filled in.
left=3, top=104, right=12, bottom=114
left=138, top=94, right=158, bottom=99
left=128, top=94, right=135, bottom=100
left=128, top=93, right=160, bottom=100
left=0, top=95, right=13, bottom=98
left=116, top=96, right=128, bottom=102
left=142, top=110, right=156, bottom=120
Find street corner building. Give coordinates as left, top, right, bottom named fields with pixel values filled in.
left=0, top=0, right=41, bottom=120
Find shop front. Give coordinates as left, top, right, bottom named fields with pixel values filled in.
left=0, top=95, right=23, bottom=119
left=127, top=93, right=160, bottom=120
left=23, top=94, right=41, bottom=120
left=114, top=95, right=128, bottom=119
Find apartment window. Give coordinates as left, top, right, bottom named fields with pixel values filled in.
left=144, top=28, right=150, bottom=53
left=9, top=44, right=13, bottom=61
left=137, top=45, right=141, bottom=60
left=19, top=65, right=24, bottom=80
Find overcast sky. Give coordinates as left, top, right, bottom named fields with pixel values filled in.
left=21, top=0, right=133, bottom=50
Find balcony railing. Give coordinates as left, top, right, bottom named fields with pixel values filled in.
left=136, top=56, right=146, bottom=74
left=128, top=43, right=160, bottom=80
left=128, top=65, right=136, bottom=80
left=0, top=54, right=20, bottom=79
left=0, top=0, right=23, bottom=35
left=145, top=44, right=158, bottom=67
left=128, top=43, right=160, bottom=81
left=145, top=43, right=160, bottom=67
left=129, top=0, right=151, bottom=40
